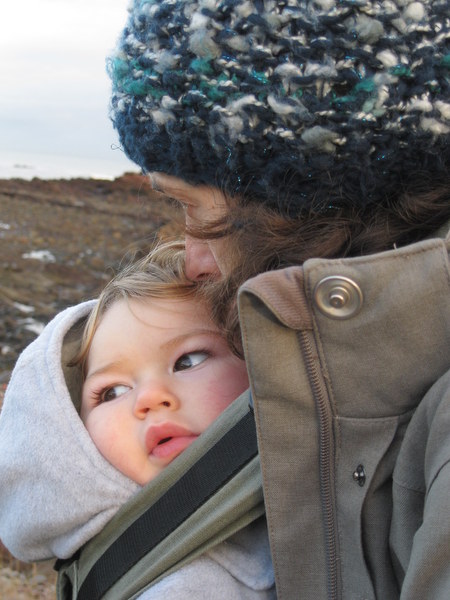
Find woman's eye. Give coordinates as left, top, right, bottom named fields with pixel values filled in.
left=174, top=351, right=209, bottom=372
left=101, top=384, right=131, bottom=402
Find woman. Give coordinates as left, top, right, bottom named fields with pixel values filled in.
left=109, top=1, right=450, bottom=597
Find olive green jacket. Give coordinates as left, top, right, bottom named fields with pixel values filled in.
left=238, top=228, right=450, bottom=599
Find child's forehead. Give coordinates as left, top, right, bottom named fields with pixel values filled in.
left=84, top=297, right=223, bottom=376
left=115, top=295, right=211, bottom=320
left=95, top=297, right=216, bottom=341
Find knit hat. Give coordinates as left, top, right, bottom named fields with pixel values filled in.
left=109, top=0, right=449, bottom=213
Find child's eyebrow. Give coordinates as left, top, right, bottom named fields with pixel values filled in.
left=84, top=360, right=124, bottom=381
left=160, top=329, right=222, bottom=353
left=84, top=330, right=222, bottom=381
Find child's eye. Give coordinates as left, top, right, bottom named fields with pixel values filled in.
left=174, top=351, right=210, bottom=372
left=101, top=384, right=131, bottom=402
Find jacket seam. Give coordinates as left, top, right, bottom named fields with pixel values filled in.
left=307, top=239, right=449, bottom=278
left=392, top=477, right=426, bottom=495
left=427, top=457, right=450, bottom=494
left=238, top=301, right=282, bottom=598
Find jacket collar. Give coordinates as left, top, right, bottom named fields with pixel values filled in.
left=239, top=235, right=450, bottom=418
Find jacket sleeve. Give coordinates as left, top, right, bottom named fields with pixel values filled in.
left=397, top=370, right=450, bottom=599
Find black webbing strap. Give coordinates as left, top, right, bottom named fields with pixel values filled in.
left=77, top=406, right=258, bottom=600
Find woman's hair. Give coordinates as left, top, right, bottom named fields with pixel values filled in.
left=73, top=240, right=202, bottom=374
left=195, top=175, right=450, bottom=355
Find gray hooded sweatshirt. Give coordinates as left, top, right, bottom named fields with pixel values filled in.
left=0, top=301, right=275, bottom=599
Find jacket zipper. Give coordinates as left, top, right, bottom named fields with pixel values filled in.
left=298, top=329, right=339, bottom=600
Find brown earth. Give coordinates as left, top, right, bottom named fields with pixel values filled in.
left=0, top=173, right=183, bottom=381
left=0, top=173, right=183, bottom=598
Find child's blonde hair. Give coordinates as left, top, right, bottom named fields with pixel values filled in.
left=73, top=240, right=200, bottom=375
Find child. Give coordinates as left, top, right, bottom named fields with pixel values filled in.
left=0, top=241, right=275, bottom=599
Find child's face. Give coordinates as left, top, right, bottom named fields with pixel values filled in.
left=80, top=297, right=249, bottom=485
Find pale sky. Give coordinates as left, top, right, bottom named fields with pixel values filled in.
left=0, top=0, right=139, bottom=178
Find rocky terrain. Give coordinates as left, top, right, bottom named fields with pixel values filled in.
left=0, top=173, right=183, bottom=383
left=0, top=173, right=183, bottom=598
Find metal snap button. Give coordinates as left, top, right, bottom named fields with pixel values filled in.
left=353, top=464, right=366, bottom=487
left=313, top=276, right=363, bottom=319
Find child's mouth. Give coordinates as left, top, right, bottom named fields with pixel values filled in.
left=151, top=435, right=198, bottom=459
left=146, top=423, right=199, bottom=460
left=157, top=437, right=172, bottom=445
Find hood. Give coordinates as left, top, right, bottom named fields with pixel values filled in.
left=0, top=301, right=140, bottom=561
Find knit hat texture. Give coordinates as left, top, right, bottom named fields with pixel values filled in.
left=109, top=0, right=449, bottom=213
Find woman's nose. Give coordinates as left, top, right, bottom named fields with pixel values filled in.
left=133, top=383, right=180, bottom=418
left=185, top=235, right=220, bottom=281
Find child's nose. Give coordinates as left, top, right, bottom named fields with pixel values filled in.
left=133, top=383, right=180, bottom=417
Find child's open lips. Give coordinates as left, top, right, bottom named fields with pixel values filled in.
left=145, top=423, right=199, bottom=459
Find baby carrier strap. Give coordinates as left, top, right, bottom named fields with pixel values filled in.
left=56, top=393, right=263, bottom=600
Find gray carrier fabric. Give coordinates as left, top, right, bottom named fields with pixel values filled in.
left=57, top=394, right=264, bottom=600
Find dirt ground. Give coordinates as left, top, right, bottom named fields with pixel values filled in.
left=0, top=173, right=182, bottom=381
left=0, top=174, right=183, bottom=598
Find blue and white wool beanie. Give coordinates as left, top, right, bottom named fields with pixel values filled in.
left=109, top=0, right=449, bottom=213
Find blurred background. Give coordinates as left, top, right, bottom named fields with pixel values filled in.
left=0, top=0, right=138, bottom=179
